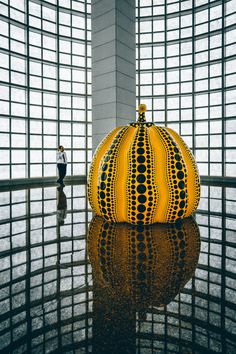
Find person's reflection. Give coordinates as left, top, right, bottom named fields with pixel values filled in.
left=88, top=216, right=201, bottom=354
left=56, top=186, right=67, bottom=226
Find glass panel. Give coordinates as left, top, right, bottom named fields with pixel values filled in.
left=1, top=1, right=90, bottom=180
left=136, top=1, right=235, bottom=179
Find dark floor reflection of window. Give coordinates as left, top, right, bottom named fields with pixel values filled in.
left=0, top=184, right=93, bottom=354
left=0, top=183, right=235, bottom=354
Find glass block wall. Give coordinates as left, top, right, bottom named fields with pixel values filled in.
left=136, top=0, right=236, bottom=179
left=0, top=0, right=91, bottom=181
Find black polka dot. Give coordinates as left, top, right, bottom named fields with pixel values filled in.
left=137, top=185, right=146, bottom=194
left=177, top=171, right=184, bottom=179
left=176, top=162, right=182, bottom=170
left=180, top=191, right=186, bottom=199
left=100, top=192, right=105, bottom=199
left=137, top=148, right=145, bottom=155
left=137, top=174, right=146, bottom=183
left=137, top=142, right=144, bottom=147
left=100, top=182, right=106, bottom=190
left=178, top=181, right=185, bottom=189
left=138, top=195, right=146, bottom=203
left=101, top=172, right=107, bottom=181
left=137, top=213, right=144, bottom=220
left=175, top=154, right=181, bottom=161
left=137, top=156, right=145, bottom=163
left=138, top=165, right=146, bottom=173
left=138, top=204, right=146, bottom=212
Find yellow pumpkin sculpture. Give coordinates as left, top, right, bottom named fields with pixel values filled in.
left=88, top=215, right=200, bottom=310
left=88, top=104, right=200, bottom=224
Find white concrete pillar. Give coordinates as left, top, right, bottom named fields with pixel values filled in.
left=91, top=0, right=136, bottom=151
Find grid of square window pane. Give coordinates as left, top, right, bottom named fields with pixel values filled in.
left=136, top=0, right=236, bottom=178
left=0, top=0, right=91, bottom=180
left=0, top=184, right=93, bottom=353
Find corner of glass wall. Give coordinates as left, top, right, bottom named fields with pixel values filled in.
left=0, top=0, right=92, bottom=182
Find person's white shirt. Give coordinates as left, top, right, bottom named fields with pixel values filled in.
left=56, top=151, right=67, bottom=164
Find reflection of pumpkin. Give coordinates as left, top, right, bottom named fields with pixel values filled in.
left=88, top=104, right=200, bottom=224
left=88, top=215, right=200, bottom=309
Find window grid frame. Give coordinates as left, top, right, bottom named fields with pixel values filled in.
left=136, top=0, right=236, bottom=180
left=0, top=0, right=91, bottom=181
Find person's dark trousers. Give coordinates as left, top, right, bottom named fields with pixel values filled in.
left=57, top=163, right=67, bottom=184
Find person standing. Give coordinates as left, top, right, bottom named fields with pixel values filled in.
left=57, top=145, right=67, bottom=186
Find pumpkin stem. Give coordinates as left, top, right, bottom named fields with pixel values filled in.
left=138, top=104, right=147, bottom=123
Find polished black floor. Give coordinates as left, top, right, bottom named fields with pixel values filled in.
left=0, top=182, right=235, bottom=354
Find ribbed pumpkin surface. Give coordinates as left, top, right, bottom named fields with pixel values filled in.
left=88, top=108, right=200, bottom=224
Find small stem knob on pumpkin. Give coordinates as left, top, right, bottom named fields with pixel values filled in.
left=138, top=104, right=147, bottom=123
